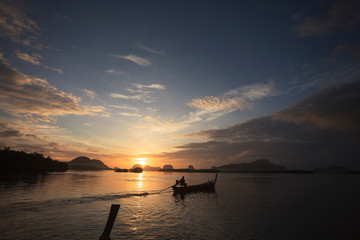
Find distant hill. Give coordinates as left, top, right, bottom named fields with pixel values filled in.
left=218, top=159, right=287, bottom=171
left=0, top=148, right=68, bottom=173
left=68, top=156, right=110, bottom=170
left=144, top=166, right=161, bottom=171
left=162, top=164, right=174, bottom=170
left=313, top=165, right=355, bottom=174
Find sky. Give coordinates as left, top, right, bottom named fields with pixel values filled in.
left=0, top=0, right=359, bottom=169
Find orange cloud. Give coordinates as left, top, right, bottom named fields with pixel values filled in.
left=84, top=89, right=96, bottom=99
left=188, top=96, right=251, bottom=112
left=188, top=82, right=278, bottom=115
left=0, top=1, right=41, bottom=46
left=0, top=59, right=102, bottom=122
left=16, top=51, right=41, bottom=65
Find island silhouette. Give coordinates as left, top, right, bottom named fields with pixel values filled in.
left=68, top=156, right=111, bottom=170
left=0, top=147, right=68, bottom=173
left=1, top=148, right=359, bottom=175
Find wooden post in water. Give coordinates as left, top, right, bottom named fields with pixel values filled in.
left=99, top=204, right=120, bottom=240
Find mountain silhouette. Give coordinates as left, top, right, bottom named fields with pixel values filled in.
left=218, top=159, right=287, bottom=171
left=68, top=156, right=110, bottom=170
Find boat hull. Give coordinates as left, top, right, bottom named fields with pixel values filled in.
left=172, top=181, right=216, bottom=195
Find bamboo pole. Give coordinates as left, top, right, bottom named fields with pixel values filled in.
left=99, top=204, right=120, bottom=240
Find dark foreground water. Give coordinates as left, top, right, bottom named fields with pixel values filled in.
left=0, top=171, right=359, bottom=240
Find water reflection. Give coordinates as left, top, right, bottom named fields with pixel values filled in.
left=138, top=173, right=143, bottom=189
left=173, top=193, right=186, bottom=202
left=1, top=171, right=359, bottom=239
left=0, top=173, right=49, bottom=188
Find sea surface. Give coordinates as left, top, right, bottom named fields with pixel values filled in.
left=0, top=171, right=359, bottom=240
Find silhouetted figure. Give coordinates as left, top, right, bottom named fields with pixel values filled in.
left=179, top=176, right=187, bottom=187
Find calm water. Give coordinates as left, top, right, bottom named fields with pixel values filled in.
left=0, top=171, right=359, bottom=240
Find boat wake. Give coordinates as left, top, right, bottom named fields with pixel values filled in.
left=7, top=188, right=173, bottom=212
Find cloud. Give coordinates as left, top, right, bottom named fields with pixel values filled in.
left=109, top=93, right=144, bottom=100
left=293, top=0, right=360, bottom=37
left=15, top=50, right=63, bottom=74
left=135, top=44, right=165, bottom=54
left=16, top=51, right=41, bottom=65
left=110, top=105, right=141, bottom=117
left=84, top=89, right=96, bottom=99
left=0, top=129, right=22, bottom=137
left=133, top=83, right=165, bottom=90
left=0, top=121, right=37, bottom=139
left=225, top=82, right=279, bottom=100
left=106, top=69, right=127, bottom=76
left=162, top=82, right=360, bottom=169
left=274, top=81, right=360, bottom=130
left=188, top=82, right=278, bottom=112
left=88, top=106, right=105, bottom=113
left=188, top=96, right=251, bottom=112
left=144, top=115, right=175, bottom=127
left=110, top=105, right=138, bottom=111
left=0, top=120, right=131, bottom=166
left=113, top=54, right=151, bottom=66
left=0, top=0, right=41, bottom=46
left=110, top=82, right=164, bottom=103
left=44, top=65, right=63, bottom=74
left=126, top=82, right=278, bottom=133
left=291, top=62, right=360, bottom=92
left=327, top=44, right=360, bottom=63
left=0, top=59, right=99, bottom=122
left=118, top=112, right=142, bottom=117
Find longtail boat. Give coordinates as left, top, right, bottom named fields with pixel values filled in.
left=172, top=174, right=218, bottom=195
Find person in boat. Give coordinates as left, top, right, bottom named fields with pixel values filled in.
left=179, top=176, right=187, bottom=187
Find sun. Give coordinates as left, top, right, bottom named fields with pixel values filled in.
left=136, top=157, right=147, bottom=166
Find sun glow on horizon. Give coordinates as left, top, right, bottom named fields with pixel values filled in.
left=136, top=157, right=147, bottom=166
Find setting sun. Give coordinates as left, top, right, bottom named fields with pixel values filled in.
left=136, top=158, right=147, bottom=166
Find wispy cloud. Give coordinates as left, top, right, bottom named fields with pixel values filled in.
left=109, top=93, right=144, bottom=100
left=225, top=82, right=279, bottom=100
left=144, top=115, right=175, bottom=127
left=44, top=65, right=63, bottom=74
left=124, top=82, right=279, bottom=134
left=110, top=82, right=165, bottom=103
left=113, top=54, right=151, bottom=66
left=159, top=82, right=360, bottom=169
left=188, top=82, right=279, bottom=118
left=133, top=83, right=165, bottom=90
left=16, top=50, right=63, bottom=74
left=84, top=89, right=96, bottom=99
left=118, top=112, right=142, bottom=117
left=135, top=44, right=165, bottom=54
left=16, top=51, right=41, bottom=65
left=0, top=1, right=41, bottom=47
left=106, top=69, right=127, bottom=76
left=294, top=63, right=360, bottom=92
left=0, top=59, right=101, bottom=123
left=188, top=96, right=251, bottom=112
left=110, top=105, right=138, bottom=111
left=293, top=0, right=360, bottom=37
left=111, top=104, right=141, bottom=117
left=88, top=106, right=106, bottom=113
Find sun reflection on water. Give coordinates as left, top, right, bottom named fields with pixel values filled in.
left=138, top=173, right=143, bottom=188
